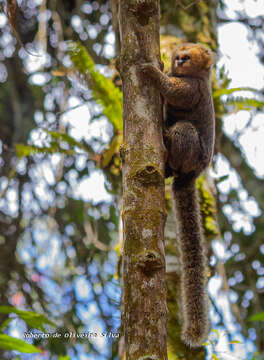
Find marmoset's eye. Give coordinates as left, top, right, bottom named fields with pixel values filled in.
left=182, top=55, right=191, bottom=61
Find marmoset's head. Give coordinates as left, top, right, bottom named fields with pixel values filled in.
left=171, top=43, right=216, bottom=77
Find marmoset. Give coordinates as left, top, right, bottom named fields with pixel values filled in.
left=140, top=43, right=216, bottom=347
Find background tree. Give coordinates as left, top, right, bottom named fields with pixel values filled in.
left=0, top=0, right=263, bottom=359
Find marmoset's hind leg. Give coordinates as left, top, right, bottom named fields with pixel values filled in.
left=165, top=121, right=202, bottom=178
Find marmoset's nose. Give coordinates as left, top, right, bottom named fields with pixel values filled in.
left=176, top=59, right=185, bottom=66
left=175, top=54, right=190, bottom=67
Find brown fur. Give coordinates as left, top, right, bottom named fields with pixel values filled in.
left=140, top=43, right=215, bottom=347
left=173, top=179, right=210, bottom=347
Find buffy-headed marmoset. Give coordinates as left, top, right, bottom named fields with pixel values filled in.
left=140, top=43, right=216, bottom=347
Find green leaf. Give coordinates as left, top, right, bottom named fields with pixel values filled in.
left=216, top=174, right=229, bottom=183
left=229, top=340, right=242, bottom=344
left=212, top=329, right=220, bottom=338
left=202, top=341, right=211, bottom=346
left=250, top=352, right=264, bottom=360
left=0, top=318, right=14, bottom=331
left=212, top=354, right=220, bottom=360
left=224, top=97, right=264, bottom=111
left=101, top=133, right=122, bottom=168
left=0, top=334, right=41, bottom=354
left=248, top=311, right=264, bottom=322
left=213, top=86, right=259, bottom=98
left=15, top=143, right=75, bottom=158
left=59, top=356, right=70, bottom=360
left=16, top=128, right=97, bottom=159
left=0, top=306, right=56, bottom=332
left=44, top=130, right=94, bottom=154
left=68, top=42, right=123, bottom=131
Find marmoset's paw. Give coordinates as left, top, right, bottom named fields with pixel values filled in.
left=139, top=63, right=156, bottom=74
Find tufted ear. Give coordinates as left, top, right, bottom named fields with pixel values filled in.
left=205, top=49, right=217, bottom=68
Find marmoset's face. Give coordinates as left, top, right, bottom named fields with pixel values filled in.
left=171, top=43, right=215, bottom=77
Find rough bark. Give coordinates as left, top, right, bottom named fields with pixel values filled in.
left=119, top=1, right=167, bottom=359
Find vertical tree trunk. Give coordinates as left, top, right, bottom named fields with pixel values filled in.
left=119, top=1, right=167, bottom=359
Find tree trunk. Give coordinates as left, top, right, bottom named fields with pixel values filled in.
left=119, top=0, right=167, bottom=359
